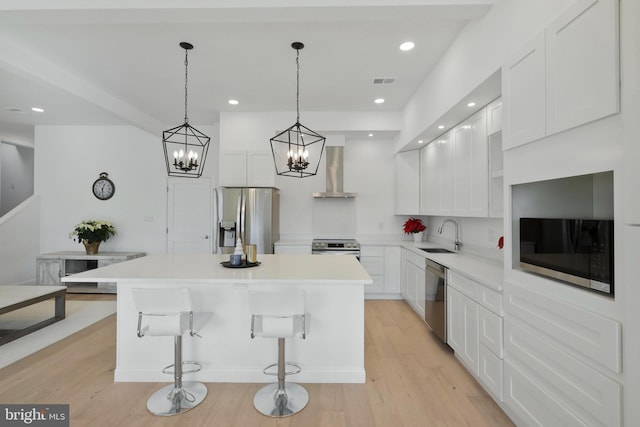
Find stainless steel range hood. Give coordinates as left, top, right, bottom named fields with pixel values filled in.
left=313, top=146, right=357, bottom=198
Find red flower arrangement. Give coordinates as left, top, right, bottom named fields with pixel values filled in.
left=403, top=217, right=426, bottom=234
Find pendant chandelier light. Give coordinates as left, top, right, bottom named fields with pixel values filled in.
left=270, top=42, right=325, bottom=178
left=162, top=42, right=210, bottom=178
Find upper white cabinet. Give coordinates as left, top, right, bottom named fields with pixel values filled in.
left=220, top=150, right=276, bottom=187
left=486, top=98, right=503, bottom=136
left=420, top=132, right=453, bottom=216
left=503, top=0, right=619, bottom=150
left=453, top=109, right=488, bottom=217
left=503, top=33, right=546, bottom=149
left=394, top=150, right=420, bottom=215
left=545, top=0, right=619, bottom=135
left=487, top=98, right=504, bottom=218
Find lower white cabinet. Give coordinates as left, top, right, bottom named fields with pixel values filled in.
left=361, top=245, right=401, bottom=298
left=447, top=270, right=504, bottom=399
left=503, top=281, right=622, bottom=427
left=401, top=248, right=425, bottom=317
left=447, top=286, right=479, bottom=376
left=274, top=244, right=311, bottom=254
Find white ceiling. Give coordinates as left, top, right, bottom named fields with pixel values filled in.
left=0, top=1, right=494, bottom=143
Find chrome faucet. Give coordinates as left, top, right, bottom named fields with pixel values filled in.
left=437, top=219, right=461, bottom=251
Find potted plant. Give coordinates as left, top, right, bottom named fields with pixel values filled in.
left=69, top=220, right=116, bottom=254
left=403, top=217, right=427, bottom=242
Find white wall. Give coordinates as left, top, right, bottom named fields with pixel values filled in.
left=34, top=124, right=219, bottom=255
left=219, top=111, right=405, bottom=240
left=426, top=215, right=504, bottom=262
left=0, top=196, right=40, bottom=285
left=1, top=142, right=34, bottom=216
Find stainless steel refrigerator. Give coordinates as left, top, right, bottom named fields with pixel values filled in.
left=213, top=187, right=280, bottom=255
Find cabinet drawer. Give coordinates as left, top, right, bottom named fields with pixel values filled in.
left=360, top=257, right=384, bottom=275
left=448, top=270, right=478, bottom=300
left=479, top=344, right=503, bottom=401
left=361, top=246, right=384, bottom=257
left=479, top=285, right=503, bottom=315
left=479, top=305, right=503, bottom=357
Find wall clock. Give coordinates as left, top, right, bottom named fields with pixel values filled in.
left=92, top=172, right=115, bottom=200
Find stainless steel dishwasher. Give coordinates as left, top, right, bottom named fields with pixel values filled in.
left=425, top=259, right=447, bottom=343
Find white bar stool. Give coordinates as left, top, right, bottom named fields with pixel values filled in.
left=132, top=287, right=212, bottom=416
left=249, top=290, right=309, bottom=417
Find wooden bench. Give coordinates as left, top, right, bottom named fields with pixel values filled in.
left=0, top=285, right=66, bottom=345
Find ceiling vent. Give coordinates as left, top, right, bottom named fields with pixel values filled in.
left=372, top=77, right=395, bottom=85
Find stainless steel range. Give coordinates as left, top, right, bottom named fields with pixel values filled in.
left=311, top=239, right=360, bottom=259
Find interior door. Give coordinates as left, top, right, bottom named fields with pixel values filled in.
left=167, top=178, right=212, bottom=254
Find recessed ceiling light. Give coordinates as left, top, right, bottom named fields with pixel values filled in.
left=31, top=107, right=44, bottom=112
left=467, top=102, right=476, bottom=107
left=374, top=98, right=385, bottom=104
left=368, top=133, right=373, bottom=137
left=399, top=41, right=415, bottom=51
left=437, top=125, right=445, bottom=129
left=228, top=99, right=239, bottom=105
left=418, top=140, right=424, bottom=144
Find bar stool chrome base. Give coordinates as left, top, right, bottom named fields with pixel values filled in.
left=253, top=382, right=309, bottom=417
left=147, top=381, right=208, bottom=416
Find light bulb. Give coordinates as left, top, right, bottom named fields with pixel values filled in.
left=193, top=152, right=198, bottom=160
left=303, top=150, right=309, bottom=159
left=178, top=149, right=184, bottom=158
left=173, top=151, right=178, bottom=159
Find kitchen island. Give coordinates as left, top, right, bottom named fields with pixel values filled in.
left=62, top=254, right=371, bottom=383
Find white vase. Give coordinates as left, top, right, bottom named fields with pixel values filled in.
left=413, top=232, right=423, bottom=242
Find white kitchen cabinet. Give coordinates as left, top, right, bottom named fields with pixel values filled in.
left=420, top=132, right=453, bottom=216
left=447, top=286, right=479, bottom=376
left=447, top=269, right=504, bottom=397
left=419, top=144, right=431, bottom=215
left=488, top=132, right=504, bottom=218
left=503, top=281, right=622, bottom=426
left=360, top=245, right=402, bottom=298
left=502, top=33, right=546, bottom=150
left=545, top=0, right=619, bottom=136
left=486, top=98, right=503, bottom=136
left=219, top=150, right=276, bottom=187
left=383, top=246, right=401, bottom=294
left=394, top=150, right=420, bottom=215
left=503, top=0, right=619, bottom=150
left=401, top=248, right=425, bottom=317
left=452, top=109, right=488, bottom=217
left=274, top=244, right=311, bottom=254
left=360, top=246, right=385, bottom=294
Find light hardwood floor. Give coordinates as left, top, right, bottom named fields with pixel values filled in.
left=0, top=296, right=514, bottom=426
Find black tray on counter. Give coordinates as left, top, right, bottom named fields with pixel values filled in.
left=220, top=260, right=261, bottom=269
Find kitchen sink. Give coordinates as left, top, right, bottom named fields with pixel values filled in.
left=419, top=248, right=454, bottom=254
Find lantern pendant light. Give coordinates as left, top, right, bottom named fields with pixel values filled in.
left=162, top=42, right=210, bottom=178
left=270, top=42, right=325, bottom=178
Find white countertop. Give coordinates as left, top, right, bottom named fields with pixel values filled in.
left=275, top=238, right=504, bottom=291
left=402, top=242, right=504, bottom=291
left=62, top=254, right=372, bottom=285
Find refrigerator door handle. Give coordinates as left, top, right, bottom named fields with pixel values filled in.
left=240, top=190, right=246, bottom=243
